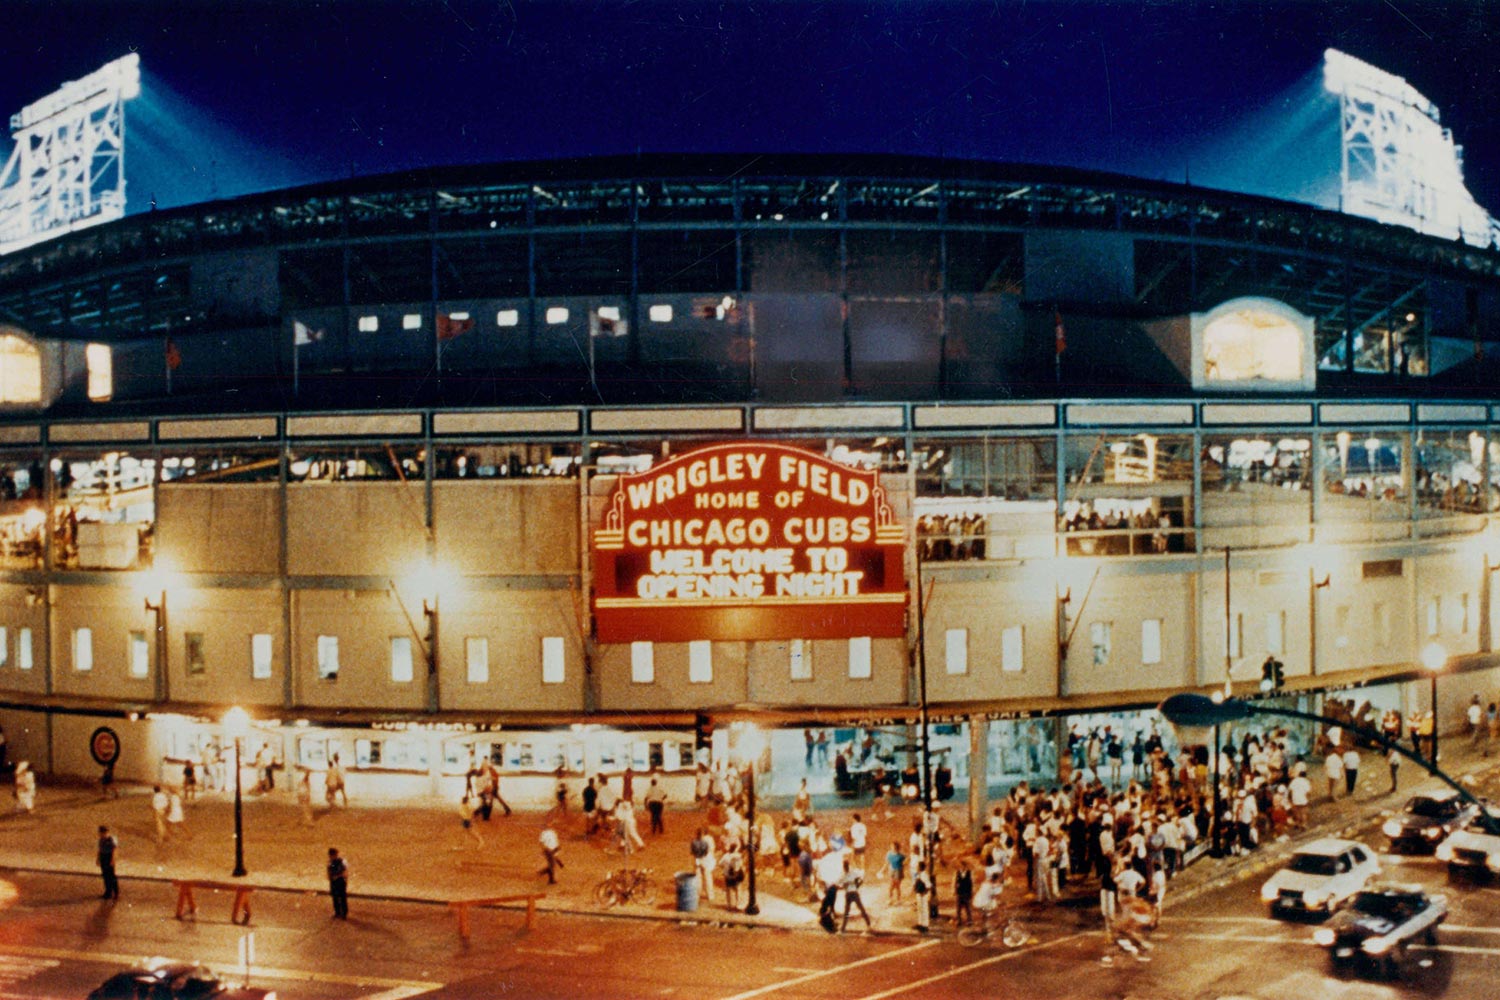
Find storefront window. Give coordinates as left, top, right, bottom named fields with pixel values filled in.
left=286, top=444, right=425, bottom=482
left=158, top=446, right=281, bottom=484
left=433, top=442, right=581, bottom=479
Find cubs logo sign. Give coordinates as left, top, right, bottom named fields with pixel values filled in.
left=593, top=442, right=906, bottom=642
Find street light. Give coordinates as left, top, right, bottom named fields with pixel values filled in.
left=737, top=724, right=766, bottom=917
left=223, top=706, right=250, bottom=878
left=1421, top=642, right=1446, bottom=763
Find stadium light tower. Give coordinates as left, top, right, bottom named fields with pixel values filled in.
left=0, top=54, right=141, bottom=256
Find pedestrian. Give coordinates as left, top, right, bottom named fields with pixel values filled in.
left=326, top=847, right=349, bottom=918
left=325, top=753, right=347, bottom=808
left=1468, top=695, right=1484, bottom=748
left=885, top=841, right=906, bottom=903
left=691, top=827, right=716, bottom=903
left=793, top=778, right=811, bottom=818
left=181, top=759, right=197, bottom=804
left=459, top=793, right=485, bottom=848
left=840, top=861, right=872, bottom=932
left=617, top=797, right=646, bottom=852
left=100, top=758, right=117, bottom=800
left=1288, top=765, right=1311, bottom=827
left=953, top=860, right=974, bottom=926
left=538, top=822, right=563, bottom=883
left=151, top=785, right=169, bottom=843
left=816, top=847, right=844, bottom=931
left=849, top=812, right=867, bottom=869
left=1099, top=848, right=1118, bottom=942
left=621, top=765, right=635, bottom=803
left=582, top=777, right=599, bottom=834
left=97, top=825, right=119, bottom=901
left=167, top=788, right=186, bottom=838
left=491, top=764, right=513, bottom=817
left=912, top=861, right=932, bottom=932
left=1323, top=747, right=1344, bottom=800
left=644, top=778, right=667, bottom=835
left=13, top=761, right=35, bottom=813
left=554, top=766, right=568, bottom=814
left=1341, top=746, right=1360, bottom=797
left=297, top=767, right=315, bottom=826
left=1387, top=746, right=1401, bottom=793
left=721, top=850, right=745, bottom=911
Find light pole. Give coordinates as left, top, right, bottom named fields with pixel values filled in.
left=224, top=706, right=249, bottom=878
left=912, top=532, right=938, bottom=917
left=1421, top=642, right=1446, bottom=763
left=743, top=760, right=760, bottom=916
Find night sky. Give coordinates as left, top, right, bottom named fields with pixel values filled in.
left=4, top=1, right=1500, bottom=218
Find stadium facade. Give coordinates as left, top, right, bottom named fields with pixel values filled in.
left=2, top=153, right=1500, bottom=813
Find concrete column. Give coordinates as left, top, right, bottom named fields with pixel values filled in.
left=967, top=717, right=988, bottom=841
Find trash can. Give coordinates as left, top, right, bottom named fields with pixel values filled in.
left=675, top=871, right=700, bottom=912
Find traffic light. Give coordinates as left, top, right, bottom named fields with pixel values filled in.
left=1260, top=656, right=1285, bottom=691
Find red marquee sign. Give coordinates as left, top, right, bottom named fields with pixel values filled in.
left=593, top=442, right=906, bottom=643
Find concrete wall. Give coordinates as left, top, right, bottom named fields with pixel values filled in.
left=156, top=483, right=281, bottom=575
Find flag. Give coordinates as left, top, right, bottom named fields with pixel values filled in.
left=1054, top=309, right=1067, bottom=356
left=293, top=320, right=325, bottom=347
left=436, top=313, right=475, bottom=342
left=165, top=339, right=182, bottom=371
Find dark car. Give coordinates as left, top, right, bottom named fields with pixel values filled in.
left=1381, top=791, right=1479, bottom=854
left=87, top=962, right=276, bottom=1000
left=1313, top=884, right=1447, bottom=978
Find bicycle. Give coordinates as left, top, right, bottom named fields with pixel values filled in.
left=957, top=907, right=1031, bottom=949
left=594, top=867, right=658, bottom=907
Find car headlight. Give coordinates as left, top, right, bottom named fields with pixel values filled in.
left=1436, top=843, right=1454, bottom=861
left=1304, top=891, right=1330, bottom=910
left=1383, top=820, right=1403, bottom=837
left=1424, top=826, right=1444, bottom=839
left=1260, top=883, right=1280, bottom=903
left=1363, top=937, right=1392, bottom=955
left=1487, top=855, right=1500, bottom=873
left=1313, top=928, right=1336, bottom=946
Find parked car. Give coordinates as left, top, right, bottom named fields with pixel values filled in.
left=1260, top=837, right=1381, bottom=917
left=1435, top=806, right=1500, bottom=879
left=1382, top=790, right=1481, bottom=854
left=87, top=962, right=276, bottom=1000
left=1313, top=883, right=1447, bottom=977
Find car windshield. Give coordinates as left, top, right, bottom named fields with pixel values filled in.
left=1352, top=892, right=1419, bottom=920
left=1406, top=797, right=1456, bottom=818
left=1287, top=853, right=1339, bottom=876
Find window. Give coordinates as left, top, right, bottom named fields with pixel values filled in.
left=1141, top=619, right=1163, bottom=665
left=184, top=632, right=206, bottom=675
left=128, top=631, right=148, bottom=678
left=1002, top=625, right=1024, bottom=672
left=18, top=627, right=32, bottom=670
left=945, top=629, right=968, bottom=675
left=1266, top=610, right=1286, bottom=657
left=316, top=635, right=339, bottom=680
left=251, top=633, right=273, bottom=679
left=0, top=334, right=41, bottom=403
left=689, top=640, right=712, bottom=683
left=357, top=315, right=379, bottom=333
left=789, top=639, right=812, bottom=680
left=545, top=306, right=569, bottom=325
left=648, top=304, right=673, bottom=322
left=466, top=637, right=489, bottom=684
left=1426, top=597, right=1440, bottom=637
left=1200, top=302, right=1306, bottom=384
left=402, top=313, right=422, bottom=330
left=631, top=641, right=655, bottom=683
left=848, top=636, right=872, bottom=679
left=542, top=636, right=565, bottom=684
left=390, top=636, right=414, bottom=683
left=85, top=343, right=112, bottom=401
left=497, top=309, right=519, bottom=327
left=73, top=628, right=93, bottom=672
left=447, top=311, right=470, bottom=322
left=1228, top=612, right=1244, bottom=659
left=1362, top=559, right=1403, bottom=579
left=1090, top=622, right=1112, bottom=666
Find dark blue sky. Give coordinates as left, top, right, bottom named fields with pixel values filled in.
left=5, top=1, right=1500, bottom=217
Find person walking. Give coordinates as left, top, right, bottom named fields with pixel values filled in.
left=1387, top=746, right=1401, bottom=793
left=326, top=847, right=349, bottom=918
left=840, top=861, right=873, bottom=932
left=1341, top=746, right=1360, bottom=797
left=952, top=860, right=974, bottom=927
left=97, top=825, right=119, bottom=901
left=885, top=841, right=906, bottom=904
left=166, top=788, right=186, bottom=839
left=912, top=861, right=932, bottom=933
left=643, top=777, right=667, bottom=834
left=849, top=813, right=868, bottom=869
left=691, top=827, right=716, bottom=903
left=13, top=761, right=35, bottom=813
left=151, top=785, right=170, bottom=844
left=181, top=759, right=198, bottom=804
left=459, top=794, right=485, bottom=848
left=1323, top=748, right=1344, bottom=800
left=538, top=822, right=563, bottom=883
left=325, top=754, right=347, bottom=808
left=297, top=767, right=315, bottom=826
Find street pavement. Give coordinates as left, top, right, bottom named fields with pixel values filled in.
left=2, top=737, right=1497, bottom=942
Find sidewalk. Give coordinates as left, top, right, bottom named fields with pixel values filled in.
left=1, top=740, right=1495, bottom=937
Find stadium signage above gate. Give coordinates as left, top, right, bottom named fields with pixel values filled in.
left=593, top=442, right=906, bottom=642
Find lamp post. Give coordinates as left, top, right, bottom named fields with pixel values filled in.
left=912, top=528, right=938, bottom=918
left=223, top=706, right=249, bottom=878
left=1421, top=642, right=1446, bottom=763
left=743, top=759, right=760, bottom=916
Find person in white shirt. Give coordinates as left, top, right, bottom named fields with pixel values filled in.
left=849, top=814, right=868, bottom=868
left=1340, top=747, right=1360, bottom=797
left=1324, top=749, right=1344, bottom=801
left=1111, top=856, right=1153, bottom=959
left=538, top=823, right=563, bottom=883
left=1288, top=767, right=1311, bottom=827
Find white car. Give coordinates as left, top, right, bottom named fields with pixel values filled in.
left=1434, top=807, right=1500, bottom=878
left=1260, top=838, right=1381, bottom=917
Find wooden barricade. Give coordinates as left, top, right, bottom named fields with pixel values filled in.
left=173, top=879, right=253, bottom=925
left=447, top=893, right=545, bottom=939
